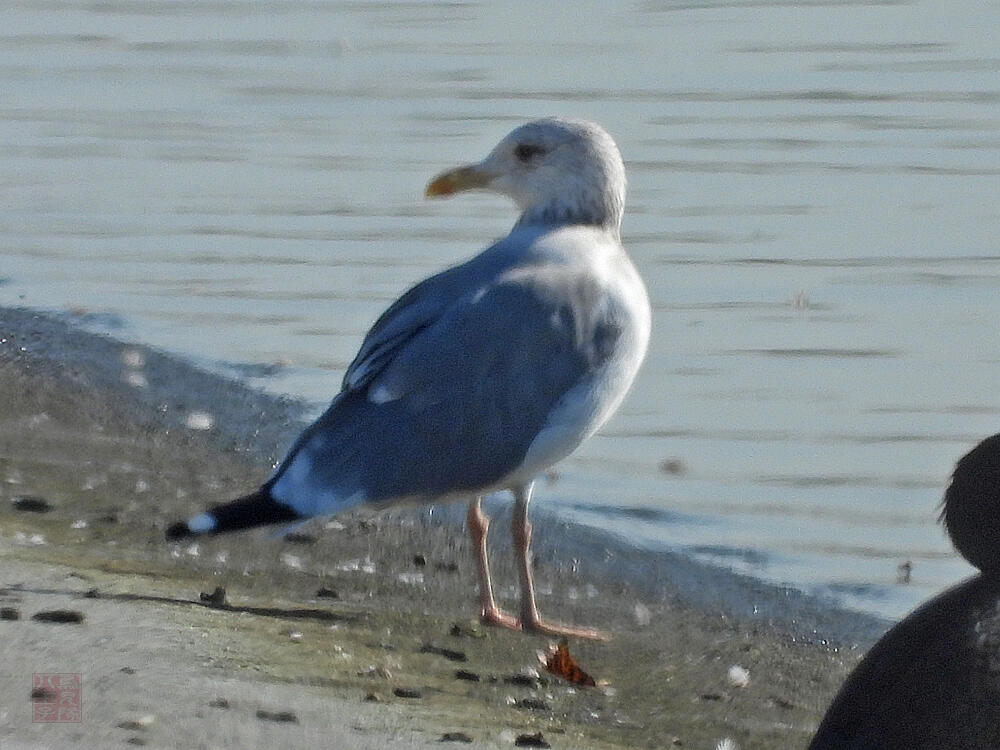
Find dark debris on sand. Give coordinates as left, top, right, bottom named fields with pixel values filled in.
left=256, top=709, right=298, bottom=723
left=31, top=609, right=85, bottom=624
left=12, top=496, right=52, bottom=513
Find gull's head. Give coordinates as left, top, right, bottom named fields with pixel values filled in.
left=426, top=117, right=626, bottom=232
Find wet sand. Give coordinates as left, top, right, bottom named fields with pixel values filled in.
left=0, top=307, right=884, bottom=749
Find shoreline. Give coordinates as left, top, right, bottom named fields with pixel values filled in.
left=0, top=305, right=888, bottom=644
left=0, top=305, right=885, bottom=748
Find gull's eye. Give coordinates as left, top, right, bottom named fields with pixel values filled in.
left=514, top=143, right=545, bottom=163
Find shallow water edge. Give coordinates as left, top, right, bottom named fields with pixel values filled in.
left=0, top=304, right=888, bottom=646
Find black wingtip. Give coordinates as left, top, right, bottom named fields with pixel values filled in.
left=166, top=521, right=193, bottom=541
left=165, top=487, right=299, bottom=542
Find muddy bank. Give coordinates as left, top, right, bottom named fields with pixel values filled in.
left=0, top=306, right=884, bottom=749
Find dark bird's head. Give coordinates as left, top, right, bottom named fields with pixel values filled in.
left=942, top=433, right=1000, bottom=575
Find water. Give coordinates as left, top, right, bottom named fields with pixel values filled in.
left=2, top=0, right=998, bottom=620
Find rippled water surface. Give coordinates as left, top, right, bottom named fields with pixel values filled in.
left=2, top=0, right=999, bottom=619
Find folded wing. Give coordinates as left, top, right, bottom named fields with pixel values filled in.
left=268, top=257, right=623, bottom=515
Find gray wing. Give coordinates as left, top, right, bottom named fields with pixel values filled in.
left=363, top=264, right=622, bottom=495
left=272, top=261, right=624, bottom=511
left=368, top=265, right=621, bottom=412
left=343, top=255, right=499, bottom=392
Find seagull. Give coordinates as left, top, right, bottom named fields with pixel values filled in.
left=167, top=117, right=651, bottom=639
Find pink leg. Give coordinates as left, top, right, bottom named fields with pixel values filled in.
left=466, top=497, right=519, bottom=630
left=511, top=483, right=608, bottom=641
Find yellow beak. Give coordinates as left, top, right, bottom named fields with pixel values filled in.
left=425, top=164, right=492, bottom=198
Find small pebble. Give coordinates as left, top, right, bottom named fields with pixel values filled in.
left=515, top=732, right=551, bottom=748
left=515, top=697, right=550, bottom=711
left=126, top=737, right=147, bottom=746
left=199, top=587, right=227, bottom=606
left=284, top=533, right=316, bottom=545
left=14, top=532, right=46, bottom=546
left=12, top=496, right=51, bottom=513
left=420, top=643, right=467, bottom=662
left=504, top=670, right=541, bottom=689
left=1, top=607, right=20, bottom=620
left=393, top=687, right=422, bottom=699
left=208, top=698, right=230, bottom=709
left=770, top=695, right=795, bottom=710
left=32, top=609, right=85, bottom=624
left=337, top=557, right=375, bottom=574
left=117, top=715, right=155, bottom=731
left=256, top=709, right=298, bottom=723
left=82, top=476, right=104, bottom=491
left=358, top=665, right=392, bottom=679
left=315, top=586, right=339, bottom=599
left=84, top=588, right=101, bottom=598
left=455, top=670, right=480, bottom=682
left=364, top=691, right=381, bottom=702
left=440, top=731, right=473, bottom=743
left=449, top=622, right=485, bottom=638
left=120, top=667, right=137, bottom=675
left=727, top=665, right=750, bottom=688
